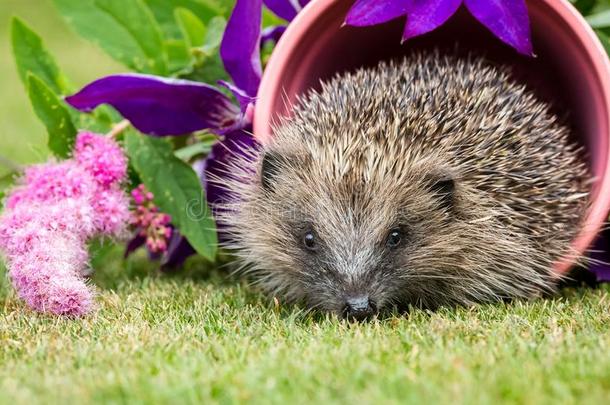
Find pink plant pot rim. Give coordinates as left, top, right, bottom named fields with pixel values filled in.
left=254, top=0, right=610, bottom=276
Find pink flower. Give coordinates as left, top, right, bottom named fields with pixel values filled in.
left=93, top=188, right=131, bottom=238
left=131, top=184, right=172, bottom=254
left=4, top=218, right=93, bottom=316
left=0, top=131, right=129, bottom=316
left=5, top=161, right=96, bottom=210
left=0, top=199, right=96, bottom=257
left=46, top=277, right=94, bottom=316
left=74, top=131, right=127, bottom=188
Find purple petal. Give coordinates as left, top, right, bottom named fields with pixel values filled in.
left=589, top=230, right=610, bottom=282
left=124, top=234, right=146, bottom=258
left=218, top=80, right=255, bottom=113
left=464, top=0, right=533, bottom=56
left=148, top=250, right=163, bottom=262
left=345, top=0, right=409, bottom=27
left=161, top=230, right=195, bottom=271
left=261, top=25, right=287, bottom=47
left=203, top=127, right=258, bottom=207
left=220, top=0, right=263, bottom=98
left=263, top=0, right=309, bottom=21
left=66, top=74, right=241, bottom=136
left=402, top=0, right=462, bottom=41
left=592, top=265, right=610, bottom=282
left=590, top=262, right=610, bottom=282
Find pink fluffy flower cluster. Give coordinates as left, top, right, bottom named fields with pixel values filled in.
left=0, top=132, right=130, bottom=316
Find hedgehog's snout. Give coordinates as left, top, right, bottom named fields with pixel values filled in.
left=341, top=295, right=378, bottom=322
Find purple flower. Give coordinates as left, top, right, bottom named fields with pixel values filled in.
left=66, top=75, right=240, bottom=136
left=66, top=0, right=300, bottom=137
left=346, top=0, right=533, bottom=56
left=66, top=0, right=307, bottom=266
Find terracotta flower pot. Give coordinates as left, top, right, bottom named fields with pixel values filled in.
left=253, top=0, right=610, bottom=275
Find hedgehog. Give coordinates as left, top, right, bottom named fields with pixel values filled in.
left=217, top=52, right=591, bottom=320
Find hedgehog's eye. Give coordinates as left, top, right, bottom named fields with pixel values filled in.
left=385, top=228, right=403, bottom=248
left=302, top=230, right=318, bottom=252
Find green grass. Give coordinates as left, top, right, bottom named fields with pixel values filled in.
left=1, top=1, right=610, bottom=404
left=1, top=256, right=610, bottom=404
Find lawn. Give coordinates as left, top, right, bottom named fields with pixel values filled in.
left=1, top=1, right=610, bottom=404
left=1, top=265, right=610, bottom=404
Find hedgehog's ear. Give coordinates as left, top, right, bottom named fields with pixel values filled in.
left=428, top=172, right=455, bottom=211
left=260, top=151, right=283, bottom=192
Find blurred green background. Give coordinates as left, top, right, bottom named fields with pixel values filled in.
left=0, top=0, right=123, bottom=178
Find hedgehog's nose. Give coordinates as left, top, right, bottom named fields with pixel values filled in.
left=343, top=296, right=376, bottom=321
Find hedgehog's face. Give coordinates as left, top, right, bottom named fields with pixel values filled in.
left=233, top=146, right=463, bottom=321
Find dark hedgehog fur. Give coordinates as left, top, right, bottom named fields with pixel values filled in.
left=216, top=51, right=591, bottom=317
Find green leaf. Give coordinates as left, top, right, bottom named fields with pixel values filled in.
left=144, top=0, right=227, bottom=40
left=174, top=136, right=218, bottom=161
left=26, top=74, right=77, bottom=158
left=11, top=17, right=69, bottom=94
left=261, top=37, right=276, bottom=66
left=187, top=16, right=226, bottom=81
left=175, top=7, right=206, bottom=48
left=125, top=132, right=217, bottom=260
left=95, top=0, right=168, bottom=75
left=13, top=12, right=117, bottom=134
left=587, top=9, right=610, bottom=28
left=182, top=50, right=228, bottom=83
left=263, top=7, right=284, bottom=28
left=570, top=0, right=597, bottom=15
left=593, top=1, right=610, bottom=14
left=53, top=0, right=156, bottom=73
left=200, top=16, right=226, bottom=55
left=165, top=39, right=192, bottom=74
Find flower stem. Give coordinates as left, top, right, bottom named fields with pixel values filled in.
left=106, top=119, right=131, bottom=138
